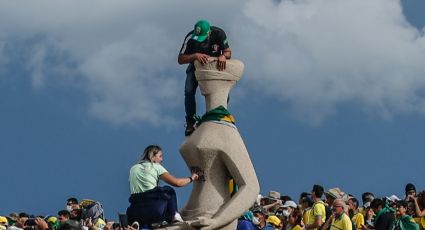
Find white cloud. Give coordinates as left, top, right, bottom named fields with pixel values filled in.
left=0, top=0, right=424, bottom=125
left=234, top=0, right=425, bottom=124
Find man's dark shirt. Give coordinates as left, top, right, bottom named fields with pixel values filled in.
left=374, top=212, right=395, bottom=230
left=179, top=26, right=229, bottom=58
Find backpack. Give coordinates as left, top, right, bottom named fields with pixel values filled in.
left=79, top=199, right=104, bottom=222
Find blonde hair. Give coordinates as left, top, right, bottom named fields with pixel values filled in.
left=139, top=145, right=162, bottom=163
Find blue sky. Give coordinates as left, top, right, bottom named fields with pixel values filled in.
left=1, top=0, right=425, bottom=220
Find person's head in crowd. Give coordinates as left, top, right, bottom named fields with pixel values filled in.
left=281, top=200, right=297, bottom=217
left=261, top=190, right=282, bottom=213
left=311, top=184, right=324, bottom=201
left=280, top=195, right=292, bottom=204
left=288, top=208, right=303, bottom=228
left=363, top=201, right=374, bottom=225
left=395, top=200, right=409, bottom=218
left=57, top=210, right=70, bottom=223
left=348, top=197, right=359, bottom=218
left=332, top=199, right=346, bottom=218
left=370, top=198, right=385, bottom=214
left=44, top=216, right=60, bottom=230
left=252, top=206, right=268, bottom=228
left=362, top=192, right=375, bottom=205
left=66, top=198, right=79, bottom=212
left=385, top=195, right=400, bottom=209
left=417, top=190, right=425, bottom=210
left=325, top=188, right=343, bottom=206
left=405, top=183, right=416, bottom=198
left=69, top=208, right=82, bottom=221
left=57, top=222, right=79, bottom=230
left=93, top=218, right=106, bottom=229
left=0, top=216, right=8, bottom=230
left=300, top=195, right=313, bottom=211
left=267, top=215, right=281, bottom=230
left=299, top=192, right=311, bottom=204
left=8, top=213, right=18, bottom=226
left=112, top=223, right=121, bottom=230
left=14, top=213, right=29, bottom=228
left=264, top=191, right=281, bottom=204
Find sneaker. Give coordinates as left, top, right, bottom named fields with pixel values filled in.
left=172, top=212, right=184, bottom=223
left=184, top=122, right=195, bottom=136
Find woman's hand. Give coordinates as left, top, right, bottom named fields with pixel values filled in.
left=191, top=172, right=200, bottom=181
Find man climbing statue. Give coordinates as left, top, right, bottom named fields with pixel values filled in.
left=178, top=19, right=232, bottom=136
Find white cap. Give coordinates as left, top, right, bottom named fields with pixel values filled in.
left=282, top=200, right=297, bottom=208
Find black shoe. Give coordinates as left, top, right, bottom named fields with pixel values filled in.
left=184, top=123, right=195, bottom=136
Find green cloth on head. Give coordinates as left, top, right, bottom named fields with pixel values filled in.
left=194, top=106, right=235, bottom=127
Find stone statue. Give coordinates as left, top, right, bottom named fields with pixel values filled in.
left=173, top=59, right=260, bottom=230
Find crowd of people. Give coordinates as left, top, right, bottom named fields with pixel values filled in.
left=1, top=183, right=424, bottom=230
left=236, top=183, right=425, bottom=230
left=0, top=198, right=117, bottom=230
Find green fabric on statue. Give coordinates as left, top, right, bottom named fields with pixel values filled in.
left=194, top=105, right=235, bottom=127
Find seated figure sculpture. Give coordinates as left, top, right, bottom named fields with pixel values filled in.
left=176, top=58, right=260, bottom=230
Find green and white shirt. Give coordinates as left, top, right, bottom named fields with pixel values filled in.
left=129, top=162, right=168, bottom=194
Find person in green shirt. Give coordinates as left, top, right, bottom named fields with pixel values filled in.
left=392, top=200, right=419, bottom=230
left=322, top=199, right=352, bottom=230
left=126, top=145, right=200, bottom=227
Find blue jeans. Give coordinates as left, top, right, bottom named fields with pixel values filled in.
left=185, top=64, right=198, bottom=123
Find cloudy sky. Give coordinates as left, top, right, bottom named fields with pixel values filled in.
left=1, top=0, right=425, bottom=219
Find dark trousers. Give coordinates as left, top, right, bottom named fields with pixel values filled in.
left=126, top=186, right=178, bottom=226
left=185, top=64, right=198, bottom=124
left=184, top=63, right=230, bottom=124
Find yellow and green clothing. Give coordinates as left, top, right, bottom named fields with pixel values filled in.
left=308, top=200, right=326, bottom=230
left=195, top=105, right=235, bottom=126
left=331, top=213, right=352, bottom=230
left=292, top=224, right=303, bottom=230
left=351, top=212, right=365, bottom=229
left=393, top=215, right=419, bottom=230
left=303, top=208, right=312, bottom=227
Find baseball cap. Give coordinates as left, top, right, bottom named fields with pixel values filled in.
left=267, top=215, right=281, bottom=226
left=192, top=20, right=211, bottom=42
left=282, top=200, right=297, bottom=208
left=0, top=216, right=8, bottom=225
left=252, top=206, right=268, bottom=216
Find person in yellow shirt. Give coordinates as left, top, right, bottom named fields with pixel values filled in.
left=348, top=197, right=365, bottom=229
left=306, top=184, right=326, bottom=230
left=288, top=208, right=304, bottom=230
left=322, top=199, right=352, bottom=230
left=301, top=195, right=314, bottom=227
